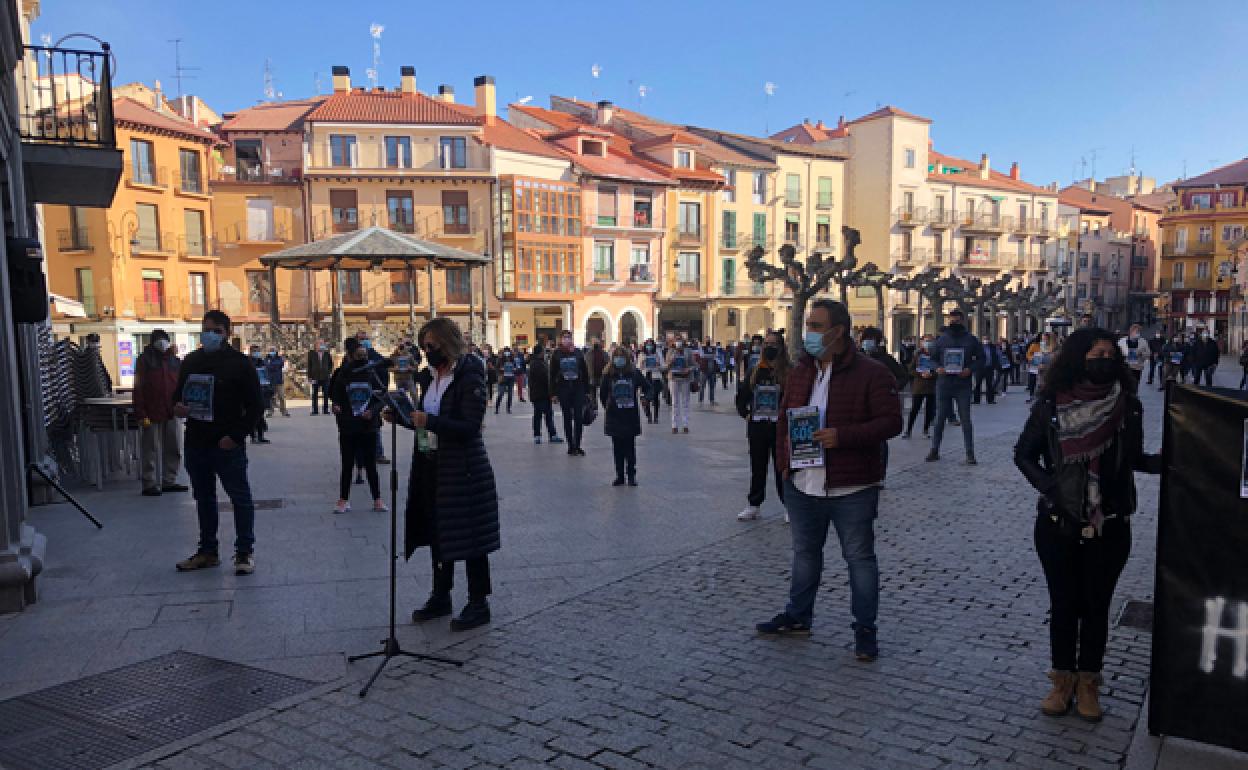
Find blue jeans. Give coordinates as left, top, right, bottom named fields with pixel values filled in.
left=184, top=445, right=256, bottom=555
left=783, top=480, right=880, bottom=630
left=930, top=382, right=974, bottom=455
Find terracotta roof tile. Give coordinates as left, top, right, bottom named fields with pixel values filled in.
left=306, top=89, right=478, bottom=125
left=508, top=104, right=583, bottom=131
left=220, top=97, right=325, bottom=132
left=477, top=118, right=566, bottom=160
left=927, top=149, right=1050, bottom=195
left=113, top=97, right=221, bottom=144
left=848, top=105, right=931, bottom=125
left=1173, top=157, right=1248, bottom=189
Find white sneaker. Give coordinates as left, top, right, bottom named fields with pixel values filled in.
left=373, top=500, right=389, bottom=513
left=333, top=500, right=351, bottom=514
left=784, top=511, right=790, bottom=524
left=737, top=505, right=761, bottom=521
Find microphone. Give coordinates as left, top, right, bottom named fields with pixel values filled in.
left=353, top=356, right=394, bottom=372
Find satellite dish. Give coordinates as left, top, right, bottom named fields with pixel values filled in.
left=591, top=63, right=602, bottom=79
left=516, top=96, right=533, bottom=105
left=638, top=84, right=648, bottom=99
left=369, top=23, right=384, bottom=38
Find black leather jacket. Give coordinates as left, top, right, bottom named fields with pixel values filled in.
left=1013, top=391, right=1161, bottom=524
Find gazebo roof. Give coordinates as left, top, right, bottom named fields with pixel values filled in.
left=259, top=227, right=490, bottom=270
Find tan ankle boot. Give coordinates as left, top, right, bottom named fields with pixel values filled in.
left=1075, top=672, right=1103, bottom=722
left=1040, top=670, right=1076, bottom=716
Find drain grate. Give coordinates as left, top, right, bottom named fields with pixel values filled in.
left=1116, top=599, right=1154, bottom=632
left=219, top=498, right=284, bottom=511
left=0, top=651, right=314, bottom=770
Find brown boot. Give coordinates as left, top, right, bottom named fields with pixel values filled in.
left=1074, top=672, right=1103, bottom=722
left=1040, top=670, right=1076, bottom=716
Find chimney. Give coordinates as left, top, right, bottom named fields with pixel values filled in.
left=331, top=66, right=350, bottom=94
left=436, top=85, right=455, bottom=103
left=400, top=66, right=417, bottom=95
left=152, top=80, right=163, bottom=111
left=837, top=115, right=845, bottom=129
left=474, top=75, right=496, bottom=120
left=1009, top=162, right=1020, bottom=180
left=816, top=119, right=826, bottom=130
left=596, top=100, right=614, bottom=126
left=803, top=117, right=810, bottom=125
left=979, top=153, right=990, bottom=180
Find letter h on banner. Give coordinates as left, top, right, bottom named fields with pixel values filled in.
left=1199, top=598, right=1248, bottom=679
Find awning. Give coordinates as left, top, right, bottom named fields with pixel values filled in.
left=259, top=226, right=491, bottom=270
left=49, top=293, right=86, bottom=318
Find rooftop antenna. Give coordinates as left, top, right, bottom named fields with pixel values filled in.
left=515, top=95, right=533, bottom=105
left=367, top=23, right=384, bottom=88
left=263, top=58, right=282, bottom=101
left=1128, top=145, right=1137, bottom=177
left=764, top=81, right=776, bottom=135
left=638, top=83, right=649, bottom=109
left=314, top=71, right=322, bottom=94
left=590, top=63, right=601, bottom=99
left=167, top=38, right=200, bottom=99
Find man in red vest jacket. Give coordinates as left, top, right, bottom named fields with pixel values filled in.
left=132, top=329, right=187, bottom=496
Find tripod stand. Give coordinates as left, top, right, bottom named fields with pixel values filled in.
left=349, top=375, right=462, bottom=698
left=29, top=463, right=102, bottom=529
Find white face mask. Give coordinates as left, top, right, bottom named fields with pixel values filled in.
left=155, top=339, right=171, bottom=353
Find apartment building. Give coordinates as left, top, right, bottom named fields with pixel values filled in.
left=1158, top=157, right=1248, bottom=340
left=44, top=93, right=221, bottom=385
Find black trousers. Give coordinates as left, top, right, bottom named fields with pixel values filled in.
left=532, top=399, right=557, bottom=438
left=1027, top=372, right=1039, bottom=397
left=1034, top=514, right=1130, bottom=672
left=973, top=369, right=996, bottom=403
left=746, top=425, right=783, bottom=507
left=338, top=433, right=379, bottom=500
left=495, top=379, right=514, bottom=411
left=310, top=380, right=330, bottom=413
left=558, top=386, right=585, bottom=449
left=431, top=550, right=492, bottom=601
left=642, top=373, right=663, bottom=419
left=906, top=393, right=934, bottom=434
left=611, top=434, right=637, bottom=480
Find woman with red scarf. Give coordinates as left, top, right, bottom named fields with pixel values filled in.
left=1014, top=327, right=1161, bottom=723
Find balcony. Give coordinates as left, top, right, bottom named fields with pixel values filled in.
left=960, top=250, right=1002, bottom=268
left=676, top=227, right=703, bottom=246
left=752, top=281, right=768, bottom=296
left=960, top=213, right=1012, bottom=233
left=1159, top=276, right=1215, bottom=291
left=219, top=221, right=294, bottom=245
left=593, top=265, right=616, bottom=282
left=127, top=165, right=170, bottom=191
left=212, top=160, right=303, bottom=185
left=57, top=227, right=92, bottom=252
left=722, top=280, right=736, bottom=297
left=18, top=43, right=123, bottom=207
left=1162, top=242, right=1216, bottom=257
left=816, top=192, right=834, bottom=210
left=895, top=207, right=923, bottom=227
left=784, top=194, right=801, bottom=208
left=175, top=169, right=207, bottom=196
left=178, top=235, right=218, bottom=259
left=926, top=208, right=955, bottom=228
left=783, top=229, right=803, bottom=245
left=675, top=278, right=701, bottom=295
left=132, top=231, right=176, bottom=256
left=388, top=221, right=415, bottom=234
left=720, top=232, right=741, bottom=252
left=628, top=264, right=655, bottom=283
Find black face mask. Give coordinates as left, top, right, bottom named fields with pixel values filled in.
left=426, top=348, right=448, bottom=368
left=1085, top=358, right=1117, bottom=384
left=948, top=323, right=965, bottom=334
left=762, top=345, right=779, bottom=361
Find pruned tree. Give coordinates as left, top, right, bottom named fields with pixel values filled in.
left=746, top=226, right=862, bottom=360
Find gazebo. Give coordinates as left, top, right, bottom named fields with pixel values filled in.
left=259, top=226, right=491, bottom=343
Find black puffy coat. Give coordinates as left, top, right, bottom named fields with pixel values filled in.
left=329, top=362, right=381, bottom=436
left=403, top=354, right=500, bottom=562
left=598, top=369, right=647, bottom=438
left=528, top=354, right=552, bottom=401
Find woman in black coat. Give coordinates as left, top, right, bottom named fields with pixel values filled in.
left=598, top=345, right=648, bottom=486
left=1014, top=327, right=1160, bottom=723
left=393, top=318, right=500, bottom=632
left=330, top=338, right=384, bottom=514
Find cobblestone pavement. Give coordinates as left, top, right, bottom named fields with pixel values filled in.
left=89, top=384, right=1166, bottom=770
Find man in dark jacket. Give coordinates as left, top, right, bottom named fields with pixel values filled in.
left=133, top=329, right=186, bottom=496
left=263, top=346, right=289, bottom=418
left=549, top=330, right=590, bottom=456
left=172, top=310, right=264, bottom=576
left=307, top=340, right=333, bottom=415
left=926, top=308, right=984, bottom=464
left=972, top=337, right=1001, bottom=405
left=1192, top=330, right=1220, bottom=386
left=526, top=343, right=561, bottom=444
left=1146, top=331, right=1164, bottom=385
left=756, top=299, right=901, bottom=663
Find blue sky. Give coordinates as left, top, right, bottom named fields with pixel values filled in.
left=34, top=0, right=1247, bottom=187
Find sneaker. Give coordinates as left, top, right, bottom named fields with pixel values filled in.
left=784, top=511, right=790, bottom=524
left=901, top=431, right=911, bottom=439
left=756, top=612, right=811, bottom=636
left=142, top=487, right=162, bottom=497
left=574, top=448, right=586, bottom=456
left=450, top=599, right=491, bottom=631
left=949, top=418, right=961, bottom=426
left=922, top=430, right=930, bottom=438
left=161, top=483, right=189, bottom=493
left=411, top=594, right=452, bottom=623
left=534, top=436, right=542, bottom=444
left=377, top=456, right=391, bottom=465
left=175, top=552, right=220, bottom=571
left=682, top=427, right=690, bottom=434
left=965, top=454, right=978, bottom=465
left=612, top=477, right=625, bottom=487
left=737, top=505, right=761, bottom=521
left=672, top=427, right=678, bottom=434
left=333, top=500, right=351, bottom=514
left=372, top=500, right=389, bottom=513
left=853, top=624, right=879, bottom=662
left=354, top=475, right=364, bottom=485
left=627, top=478, right=638, bottom=487
left=925, top=450, right=940, bottom=462
left=256, top=438, right=271, bottom=444
left=567, top=448, right=577, bottom=456
left=233, top=552, right=255, bottom=576
left=550, top=436, right=564, bottom=444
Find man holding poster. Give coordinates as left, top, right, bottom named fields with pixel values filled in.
left=926, top=307, right=984, bottom=465
left=757, top=299, right=902, bottom=663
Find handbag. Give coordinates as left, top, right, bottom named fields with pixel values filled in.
left=581, top=394, right=598, bottom=426
left=690, top=378, right=700, bottom=394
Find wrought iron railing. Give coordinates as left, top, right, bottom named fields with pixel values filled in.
left=18, top=43, right=115, bottom=148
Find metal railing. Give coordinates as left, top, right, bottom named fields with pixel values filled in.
left=676, top=226, right=702, bottom=245
left=129, top=165, right=169, bottom=189
left=1159, top=276, right=1215, bottom=291
left=721, top=231, right=740, bottom=250
left=628, top=264, right=655, bottom=282
left=176, top=169, right=205, bottom=194
left=895, top=206, right=923, bottom=226
left=57, top=227, right=92, bottom=251
left=17, top=43, right=115, bottom=148
left=1162, top=242, right=1215, bottom=257
left=593, top=266, right=616, bottom=282
left=212, top=161, right=303, bottom=184
left=218, top=220, right=294, bottom=244
left=133, top=230, right=175, bottom=254
left=722, top=279, right=736, bottom=296
left=178, top=235, right=217, bottom=258
left=926, top=208, right=955, bottom=227
left=752, top=281, right=767, bottom=296
left=816, top=192, right=834, bottom=209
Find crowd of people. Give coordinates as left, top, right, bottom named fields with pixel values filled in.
left=131, top=300, right=1241, bottom=724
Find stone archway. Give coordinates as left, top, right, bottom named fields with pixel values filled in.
left=618, top=311, right=641, bottom=346
left=582, top=306, right=613, bottom=346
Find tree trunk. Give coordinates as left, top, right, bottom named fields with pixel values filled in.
left=916, top=292, right=925, bottom=336
left=787, top=295, right=808, bottom=362
left=839, top=280, right=849, bottom=305
left=875, top=286, right=886, bottom=335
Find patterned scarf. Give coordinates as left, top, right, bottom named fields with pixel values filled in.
left=1055, top=380, right=1124, bottom=532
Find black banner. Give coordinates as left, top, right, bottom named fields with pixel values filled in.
left=1151, top=384, right=1248, bottom=752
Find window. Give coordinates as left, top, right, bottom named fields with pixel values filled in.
left=597, top=186, right=617, bottom=226
left=753, top=212, right=767, bottom=247
left=900, top=230, right=913, bottom=257
left=387, top=190, right=414, bottom=232
left=722, top=169, right=736, bottom=203
left=785, top=173, right=801, bottom=206
left=390, top=270, right=416, bottom=305
left=178, top=149, right=202, bottom=193
left=1077, top=283, right=1087, bottom=299
left=246, top=269, right=273, bottom=312
left=1197, top=261, right=1210, bottom=279
left=234, top=139, right=262, bottom=181
left=1190, top=193, right=1212, bottom=210
left=130, top=139, right=156, bottom=185
left=933, top=194, right=947, bottom=216
left=329, top=189, right=358, bottom=233
left=816, top=216, right=831, bottom=248
left=338, top=269, right=362, bottom=305
left=1078, top=252, right=1089, bottom=267
left=785, top=214, right=799, bottom=243
left=903, top=147, right=916, bottom=169
left=140, top=269, right=164, bottom=316
left=135, top=203, right=160, bottom=252
left=722, top=210, right=737, bottom=248
left=1039, top=203, right=1049, bottom=226
left=629, top=245, right=651, bottom=282
left=722, top=258, right=736, bottom=295
left=677, top=252, right=700, bottom=287
left=75, top=268, right=95, bottom=316
left=1018, top=203, right=1028, bottom=223
left=593, top=242, right=615, bottom=281
left=580, top=139, right=605, bottom=157
left=445, top=268, right=472, bottom=304
left=752, top=172, right=766, bottom=204
left=1223, top=224, right=1246, bottom=242
left=1198, top=225, right=1213, bottom=243
left=384, top=136, right=412, bottom=168
left=439, top=137, right=467, bottom=169
left=442, top=190, right=470, bottom=234
left=66, top=206, right=89, bottom=250
left=183, top=209, right=206, bottom=255
left=678, top=202, right=700, bottom=236
left=817, top=177, right=833, bottom=208
left=902, top=191, right=915, bottom=214
left=1176, top=227, right=1188, bottom=253
left=246, top=197, right=275, bottom=241
left=633, top=189, right=652, bottom=227
left=1173, top=262, right=1185, bottom=285
left=1016, top=239, right=1025, bottom=260
left=188, top=272, right=207, bottom=314
left=933, top=232, right=944, bottom=261
left=329, top=134, right=356, bottom=167
left=676, top=150, right=692, bottom=168
left=1218, top=192, right=1235, bottom=208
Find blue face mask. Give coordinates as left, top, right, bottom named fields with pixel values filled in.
left=361, top=339, right=372, bottom=350
left=201, top=330, right=224, bottom=352
left=613, top=356, right=628, bottom=368
left=803, top=330, right=826, bottom=357
left=862, top=340, right=877, bottom=354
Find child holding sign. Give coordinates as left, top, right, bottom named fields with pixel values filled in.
left=599, top=346, right=648, bottom=486
left=330, top=338, right=386, bottom=514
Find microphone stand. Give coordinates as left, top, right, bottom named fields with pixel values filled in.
left=348, top=363, right=462, bottom=697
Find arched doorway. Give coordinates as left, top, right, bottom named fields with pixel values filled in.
left=618, top=311, right=641, bottom=346
left=585, top=313, right=608, bottom=346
